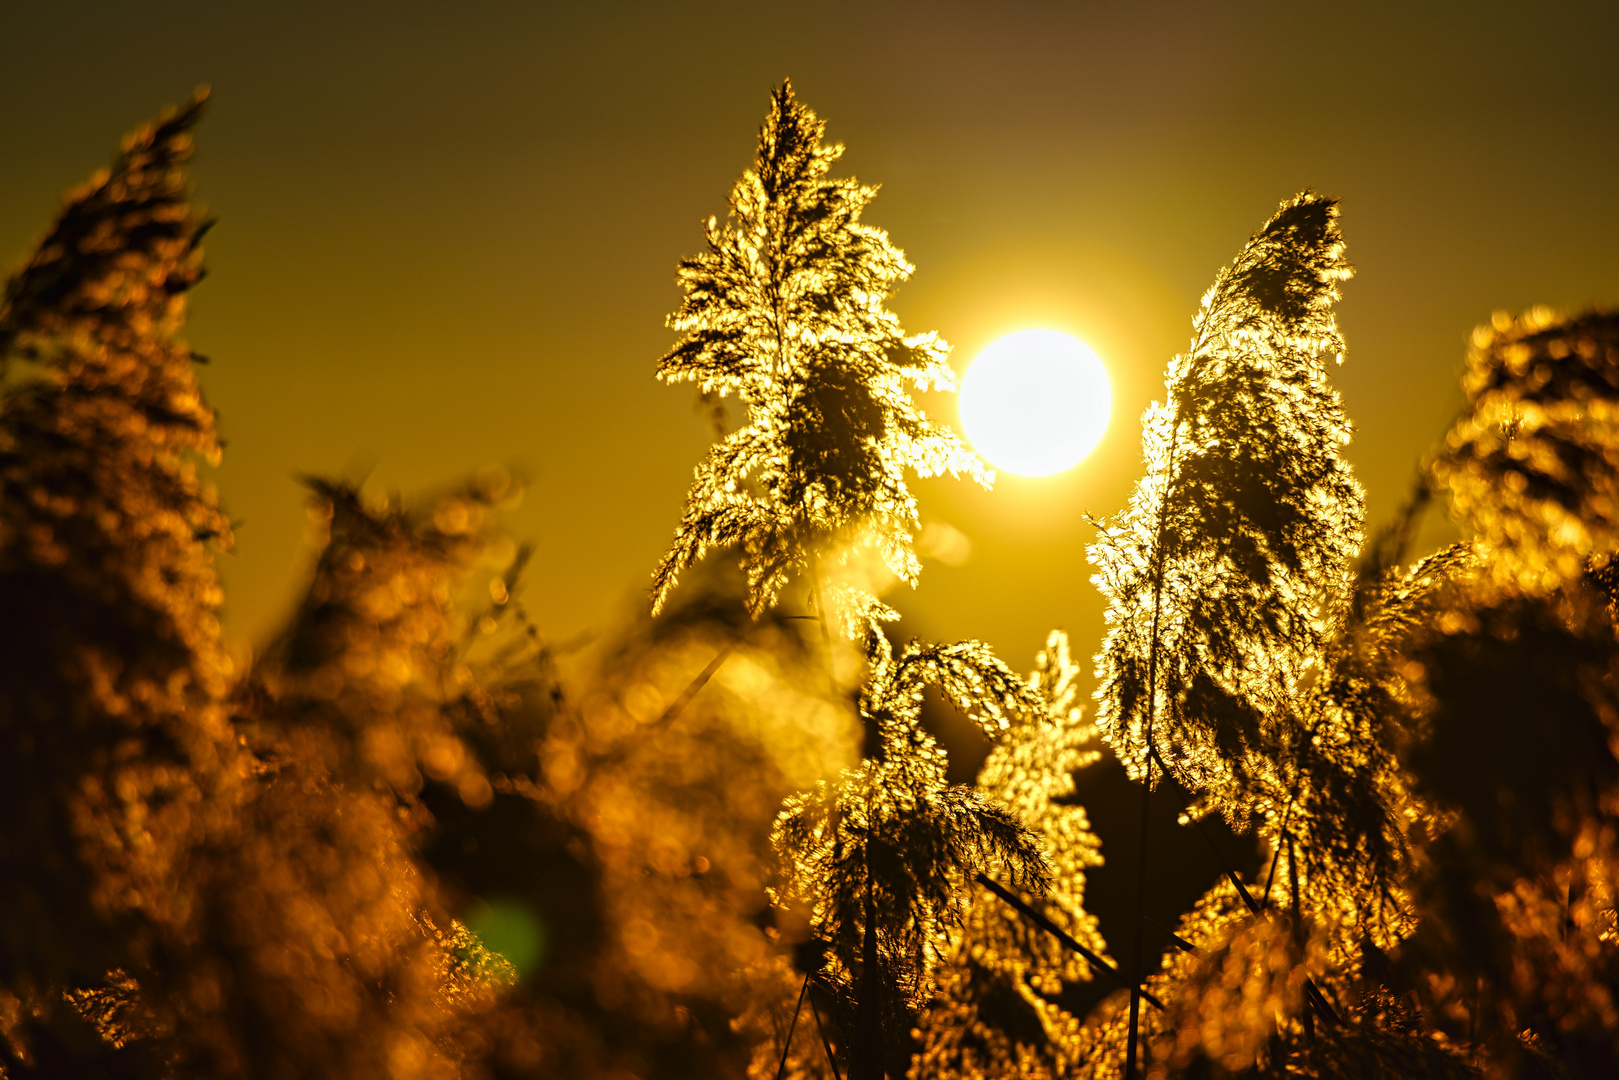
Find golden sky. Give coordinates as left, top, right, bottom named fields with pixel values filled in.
left=2, top=1, right=1616, bottom=681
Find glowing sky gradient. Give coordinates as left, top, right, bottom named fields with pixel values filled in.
left=2, top=1, right=1616, bottom=685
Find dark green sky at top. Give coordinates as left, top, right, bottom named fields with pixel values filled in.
left=1, top=0, right=1616, bottom=682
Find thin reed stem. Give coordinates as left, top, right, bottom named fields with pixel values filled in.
left=774, top=975, right=810, bottom=1080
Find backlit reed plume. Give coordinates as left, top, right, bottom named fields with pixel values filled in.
left=651, top=80, right=984, bottom=633
left=1087, top=192, right=1362, bottom=1078
left=1089, top=191, right=1363, bottom=811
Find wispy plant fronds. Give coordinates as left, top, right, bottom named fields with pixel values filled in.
left=424, top=915, right=518, bottom=1011
left=1234, top=989, right=1486, bottom=1080
left=61, top=969, right=153, bottom=1051
left=1156, top=924, right=1484, bottom=1080
left=770, top=631, right=1049, bottom=1068
left=1074, top=875, right=1454, bottom=1080
left=980, top=631, right=1104, bottom=874
left=1089, top=191, right=1363, bottom=816
left=771, top=748, right=1050, bottom=1025
left=862, top=628, right=1044, bottom=743
left=913, top=631, right=1109, bottom=1080
left=652, top=81, right=985, bottom=625
left=1431, top=308, right=1619, bottom=593
left=1251, top=544, right=1470, bottom=956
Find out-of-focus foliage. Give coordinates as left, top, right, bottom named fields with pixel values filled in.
left=651, top=80, right=985, bottom=630
left=1394, top=576, right=1619, bottom=1078
left=1089, top=192, right=1364, bottom=818
left=1384, top=307, right=1619, bottom=1079
left=1433, top=309, right=1619, bottom=593
left=1154, top=904, right=1320, bottom=1074
left=175, top=477, right=517, bottom=1080
left=0, top=90, right=247, bottom=1070
left=912, top=631, right=1109, bottom=1080
left=0, top=98, right=556, bottom=1080
left=250, top=477, right=510, bottom=807
left=536, top=568, right=860, bottom=1079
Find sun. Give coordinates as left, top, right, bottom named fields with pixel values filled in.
left=959, top=329, right=1112, bottom=477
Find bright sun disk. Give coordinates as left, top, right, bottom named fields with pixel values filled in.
left=959, top=329, right=1112, bottom=477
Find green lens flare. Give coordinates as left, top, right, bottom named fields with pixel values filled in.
left=466, top=898, right=547, bottom=976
